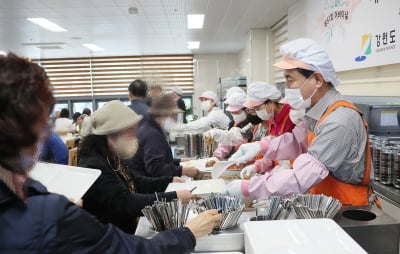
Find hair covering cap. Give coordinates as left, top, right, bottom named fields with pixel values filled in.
left=225, top=92, right=247, bottom=112
left=172, top=86, right=183, bottom=95
left=224, top=87, right=245, bottom=103
left=243, top=81, right=281, bottom=108
left=273, top=38, right=340, bottom=86
left=199, top=90, right=218, bottom=103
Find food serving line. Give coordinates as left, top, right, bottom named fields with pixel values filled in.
left=168, top=132, right=400, bottom=254
left=135, top=175, right=400, bottom=253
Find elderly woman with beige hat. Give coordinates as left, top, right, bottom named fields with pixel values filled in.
left=78, top=100, right=197, bottom=234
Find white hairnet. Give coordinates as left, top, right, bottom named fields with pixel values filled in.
left=225, top=92, right=246, bottom=106
left=246, top=81, right=281, bottom=102
left=225, top=87, right=245, bottom=100
left=199, top=90, right=219, bottom=103
left=274, top=38, right=340, bottom=86
left=172, top=86, right=183, bottom=95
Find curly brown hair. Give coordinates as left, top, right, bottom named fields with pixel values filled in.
left=0, top=53, right=55, bottom=161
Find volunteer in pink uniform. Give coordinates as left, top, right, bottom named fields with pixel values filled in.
left=225, top=38, right=373, bottom=207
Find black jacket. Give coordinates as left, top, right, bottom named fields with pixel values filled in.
left=0, top=178, right=195, bottom=254
left=176, top=97, right=187, bottom=123
left=128, top=117, right=182, bottom=177
left=78, top=151, right=177, bottom=234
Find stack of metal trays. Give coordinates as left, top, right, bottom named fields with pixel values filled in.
left=194, top=193, right=245, bottom=230
left=141, top=199, right=192, bottom=232
left=184, top=133, right=203, bottom=158
left=290, top=194, right=342, bottom=219
left=254, top=196, right=292, bottom=221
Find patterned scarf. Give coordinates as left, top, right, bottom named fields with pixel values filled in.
left=0, top=165, right=28, bottom=202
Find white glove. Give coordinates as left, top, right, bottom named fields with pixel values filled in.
left=226, top=127, right=246, bottom=146
left=289, top=108, right=306, bottom=125
left=225, top=180, right=243, bottom=197
left=229, top=142, right=261, bottom=165
left=207, top=128, right=245, bottom=146
left=206, top=129, right=225, bottom=141
left=240, top=164, right=256, bottom=179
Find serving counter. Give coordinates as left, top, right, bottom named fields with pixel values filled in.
left=136, top=211, right=254, bottom=253
left=136, top=204, right=400, bottom=253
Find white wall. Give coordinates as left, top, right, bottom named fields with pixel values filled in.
left=287, top=0, right=400, bottom=97
left=238, top=28, right=275, bottom=84
left=192, top=53, right=240, bottom=116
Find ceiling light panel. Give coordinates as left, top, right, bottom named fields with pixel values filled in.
left=187, top=41, right=200, bottom=49
left=82, top=44, right=104, bottom=51
left=27, top=18, right=67, bottom=32
left=187, top=14, right=204, bottom=29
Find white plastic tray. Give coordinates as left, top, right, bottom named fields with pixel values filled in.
left=165, top=179, right=225, bottom=196
left=30, top=162, right=101, bottom=200
left=244, top=218, right=367, bottom=254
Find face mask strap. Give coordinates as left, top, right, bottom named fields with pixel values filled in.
left=299, top=74, right=314, bottom=91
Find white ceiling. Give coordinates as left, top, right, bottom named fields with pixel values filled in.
left=0, top=0, right=295, bottom=58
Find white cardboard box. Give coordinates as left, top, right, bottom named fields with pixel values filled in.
left=244, top=218, right=367, bottom=254
left=30, top=162, right=101, bottom=200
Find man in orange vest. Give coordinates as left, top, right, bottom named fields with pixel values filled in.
left=226, top=38, right=376, bottom=207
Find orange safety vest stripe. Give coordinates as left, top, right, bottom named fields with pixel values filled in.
left=308, top=100, right=372, bottom=206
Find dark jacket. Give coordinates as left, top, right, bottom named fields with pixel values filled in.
left=39, top=131, right=69, bottom=164
left=78, top=151, right=177, bottom=234
left=0, top=178, right=195, bottom=254
left=176, top=97, right=187, bottom=123
left=129, top=99, right=150, bottom=122
left=128, top=118, right=182, bottom=177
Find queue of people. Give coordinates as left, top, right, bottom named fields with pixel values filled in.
left=0, top=53, right=221, bottom=254
left=0, top=37, right=379, bottom=253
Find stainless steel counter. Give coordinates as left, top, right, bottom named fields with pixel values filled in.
left=334, top=205, right=400, bottom=254
left=372, top=180, right=400, bottom=206
left=136, top=204, right=400, bottom=253
left=135, top=211, right=255, bottom=252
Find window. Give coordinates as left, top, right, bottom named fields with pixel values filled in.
left=96, top=100, right=109, bottom=109
left=182, top=96, right=193, bottom=121
left=53, top=102, right=68, bottom=117
left=72, top=101, right=93, bottom=114
left=33, top=54, right=194, bottom=98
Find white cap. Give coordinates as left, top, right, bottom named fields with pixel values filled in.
left=243, top=81, right=281, bottom=108
left=225, top=87, right=245, bottom=102
left=172, top=86, right=183, bottom=95
left=199, top=90, right=218, bottom=103
left=273, top=38, right=340, bottom=86
left=225, top=92, right=247, bottom=112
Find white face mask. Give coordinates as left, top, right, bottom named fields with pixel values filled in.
left=231, top=111, right=247, bottom=124
left=255, top=108, right=274, bottom=121
left=111, top=136, right=138, bottom=159
left=201, top=100, right=212, bottom=111
left=285, top=76, right=318, bottom=110
left=289, top=108, right=306, bottom=125
left=163, top=117, right=177, bottom=132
